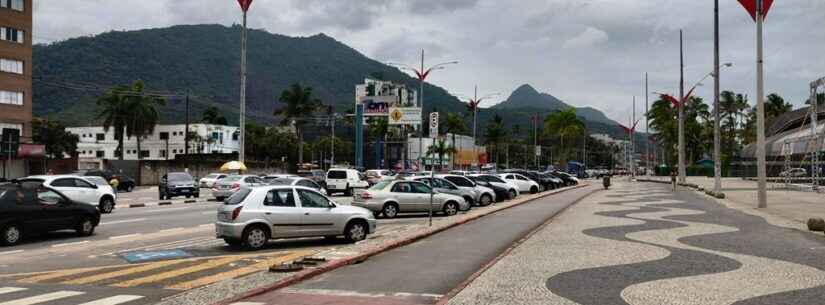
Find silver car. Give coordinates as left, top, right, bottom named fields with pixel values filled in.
left=410, top=176, right=474, bottom=211
left=437, top=174, right=496, bottom=207
left=215, top=186, right=376, bottom=250
left=267, top=177, right=327, bottom=195
left=352, top=180, right=468, bottom=218
left=212, top=175, right=267, bottom=201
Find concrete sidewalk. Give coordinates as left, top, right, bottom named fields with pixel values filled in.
left=640, top=176, right=825, bottom=226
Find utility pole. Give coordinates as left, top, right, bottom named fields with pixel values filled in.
left=533, top=115, right=538, bottom=169
left=237, top=0, right=253, bottom=164
left=330, top=114, right=335, bottom=169
left=755, top=0, right=767, bottom=208
left=632, top=96, right=636, bottom=180
left=678, top=29, right=687, bottom=183
left=645, top=73, right=649, bottom=176
left=418, top=50, right=425, bottom=172
left=713, top=0, right=723, bottom=194
left=184, top=93, right=190, bottom=157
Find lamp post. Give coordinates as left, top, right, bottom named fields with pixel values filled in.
left=236, top=0, right=253, bottom=164
left=464, top=87, right=499, bottom=169
left=389, top=51, right=458, bottom=171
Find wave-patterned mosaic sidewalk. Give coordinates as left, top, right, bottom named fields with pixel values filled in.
left=448, top=182, right=825, bottom=305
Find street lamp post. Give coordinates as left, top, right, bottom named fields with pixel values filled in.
left=465, top=87, right=499, bottom=170
left=236, top=0, right=253, bottom=164
left=388, top=51, right=458, bottom=171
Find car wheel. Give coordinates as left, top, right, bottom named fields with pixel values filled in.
left=344, top=221, right=367, bottom=243
left=242, top=225, right=269, bottom=250
left=186, top=195, right=191, bottom=199
left=530, top=186, right=538, bottom=194
left=443, top=201, right=459, bottom=216
left=0, top=224, right=22, bottom=246
left=216, top=196, right=225, bottom=201
left=194, top=193, right=200, bottom=198
left=344, top=187, right=353, bottom=196
left=382, top=203, right=399, bottom=219
left=508, top=189, right=518, bottom=200
left=76, top=217, right=95, bottom=237
left=479, top=194, right=493, bottom=207
left=99, top=197, right=115, bottom=214
left=126, top=184, right=134, bottom=192
left=372, top=211, right=381, bottom=218
left=159, top=193, right=164, bottom=200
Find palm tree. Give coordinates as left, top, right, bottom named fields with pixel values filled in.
left=765, top=93, right=793, bottom=122
left=96, top=85, right=130, bottom=160
left=124, top=81, right=165, bottom=162
left=202, top=106, right=228, bottom=125
left=426, top=139, right=456, bottom=171
left=543, top=108, right=585, bottom=164
left=275, top=83, right=322, bottom=166
left=648, top=95, right=679, bottom=164
left=443, top=113, right=466, bottom=168
left=484, top=114, right=507, bottom=164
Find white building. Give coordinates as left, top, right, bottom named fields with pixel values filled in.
left=67, top=124, right=241, bottom=169
left=356, top=78, right=418, bottom=116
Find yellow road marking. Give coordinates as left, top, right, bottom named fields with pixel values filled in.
left=166, top=250, right=314, bottom=290
left=110, top=256, right=245, bottom=288
left=62, top=259, right=184, bottom=285
left=17, top=266, right=121, bottom=284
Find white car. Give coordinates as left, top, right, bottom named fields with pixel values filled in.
left=499, top=173, right=541, bottom=194
left=21, top=175, right=118, bottom=213
left=199, top=173, right=228, bottom=188
left=326, top=168, right=369, bottom=196
left=437, top=174, right=496, bottom=206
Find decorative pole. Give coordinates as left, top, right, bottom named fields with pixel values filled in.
left=236, top=0, right=253, bottom=164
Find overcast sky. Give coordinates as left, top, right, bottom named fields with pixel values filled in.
left=33, top=0, right=825, bottom=127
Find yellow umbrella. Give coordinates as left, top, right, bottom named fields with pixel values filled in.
left=220, top=161, right=247, bottom=172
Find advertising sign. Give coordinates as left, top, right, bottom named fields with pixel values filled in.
left=357, top=95, right=397, bottom=116
left=388, top=107, right=422, bottom=125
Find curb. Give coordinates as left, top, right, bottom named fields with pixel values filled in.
left=116, top=198, right=210, bottom=209
left=435, top=185, right=597, bottom=305
left=212, top=183, right=590, bottom=305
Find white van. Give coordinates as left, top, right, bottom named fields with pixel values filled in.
left=326, top=169, right=369, bottom=196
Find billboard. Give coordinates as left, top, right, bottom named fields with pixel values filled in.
left=357, top=95, right=397, bottom=116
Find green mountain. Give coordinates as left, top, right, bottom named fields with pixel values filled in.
left=33, top=24, right=465, bottom=125
left=493, top=84, right=619, bottom=125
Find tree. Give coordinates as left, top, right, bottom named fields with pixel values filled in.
left=765, top=93, right=793, bottom=122
left=484, top=114, right=507, bottom=164
left=202, top=106, right=228, bottom=125
left=426, top=139, right=456, bottom=171
left=720, top=91, right=749, bottom=159
left=647, top=95, right=711, bottom=165
left=275, top=83, right=322, bottom=166
left=543, top=108, right=584, bottom=165
left=124, top=80, right=165, bottom=161
left=443, top=113, right=466, bottom=168
left=32, top=118, right=78, bottom=158
left=96, top=85, right=130, bottom=159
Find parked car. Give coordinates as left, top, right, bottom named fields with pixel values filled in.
left=469, top=174, right=519, bottom=200
left=538, top=172, right=564, bottom=189
left=470, top=178, right=510, bottom=202
left=0, top=182, right=100, bottom=246
left=410, top=176, right=474, bottom=211
left=215, top=186, right=376, bottom=250
left=779, top=168, right=807, bottom=178
left=500, top=173, right=541, bottom=194
left=352, top=180, right=468, bottom=218
left=199, top=173, right=227, bottom=188
left=268, top=177, right=327, bottom=194
left=449, top=170, right=471, bottom=176
left=79, top=169, right=137, bottom=192
left=364, top=169, right=395, bottom=186
left=20, top=175, right=117, bottom=214
left=437, top=174, right=496, bottom=206
left=325, top=168, right=369, bottom=196
left=159, top=172, right=199, bottom=200
left=502, top=170, right=548, bottom=191
left=550, top=171, right=579, bottom=186
left=298, top=170, right=327, bottom=188
left=212, top=175, right=266, bottom=201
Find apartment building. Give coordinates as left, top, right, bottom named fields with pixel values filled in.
left=0, top=0, right=31, bottom=178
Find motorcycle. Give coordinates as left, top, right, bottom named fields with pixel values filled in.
left=602, top=175, right=611, bottom=190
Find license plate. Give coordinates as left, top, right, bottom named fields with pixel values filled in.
left=181, top=189, right=190, bottom=193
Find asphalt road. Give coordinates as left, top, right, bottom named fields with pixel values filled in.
left=241, top=185, right=598, bottom=305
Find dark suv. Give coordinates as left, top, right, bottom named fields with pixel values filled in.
left=159, top=172, right=199, bottom=200
left=79, top=170, right=137, bottom=192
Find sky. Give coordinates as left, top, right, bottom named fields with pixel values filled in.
left=33, top=0, right=825, bottom=127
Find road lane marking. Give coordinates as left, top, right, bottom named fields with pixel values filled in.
left=110, top=256, right=243, bottom=287
left=100, top=237, right=215, bottom=256
left=0, top=290, right=85, bottom=305
left=100, top=218, right=147, bottom=226
left=76, top=295, right=144, bottom=305
left=0, top=287, right=27, bottom=294
left=199, top=223, right=214, bottom=227
left=62, top=260, right=185, bottom=285
left=0, top=250, right=23, bottom=256
left=159, top=227, right=185, bottom=233
left=17, top=265, right=124, bottom=284
left=51, top=241, right=89, bottom=248
left=166, top=250, right=314, bottom=290
left=109, top=234, right=142, bottom=240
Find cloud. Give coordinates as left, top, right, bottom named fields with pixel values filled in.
left=562, top=27, right=609, bottom=49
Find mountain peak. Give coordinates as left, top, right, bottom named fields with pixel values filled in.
left=494, top=84, right=567, bottom=111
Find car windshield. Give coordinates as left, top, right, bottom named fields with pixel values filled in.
left=224, top=188, right=252, bottom=205
left=269, top=178, right=295, bottom=185
left=84, top=177, right=109, bottom=186
left=328, top=170, right=347, bottom=179
left=168, top=173, right=193, bottom=182
left=370, top=181, right=392, bottom=190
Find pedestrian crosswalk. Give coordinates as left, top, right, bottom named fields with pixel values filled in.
left=0, top=287, right=144, bottom=305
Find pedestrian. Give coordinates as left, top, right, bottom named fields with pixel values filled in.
left=670, top=169, right=677, bottom=191
left=109, top=176, right=120, bottom=194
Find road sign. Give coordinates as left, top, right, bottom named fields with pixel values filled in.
left=429, top=112, right=439, bottom=136
left=535, top=145, right=541, bottom=157
left=388, top=107, right=422, bottom=125
left=737, top=0, right=774, bottom=21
